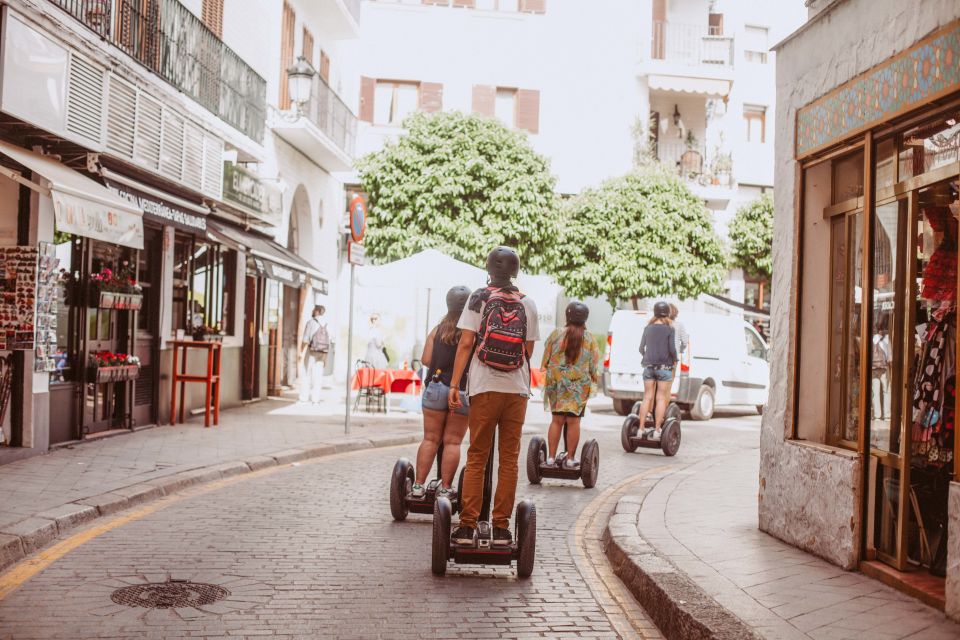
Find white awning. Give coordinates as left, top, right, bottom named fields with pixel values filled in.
left=648, top=74, right=731, bottom=98
left=0, top=140, right=144, bottom=249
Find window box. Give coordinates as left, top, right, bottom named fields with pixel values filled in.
left=89, top=364, right=140, bottom=384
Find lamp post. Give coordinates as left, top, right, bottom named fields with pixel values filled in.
left=286, top=56, right=316, bottom=117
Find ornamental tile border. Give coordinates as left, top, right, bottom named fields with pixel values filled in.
left=796, top=20, right=960, bottom=158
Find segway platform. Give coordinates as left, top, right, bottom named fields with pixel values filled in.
left=390, top=454, right=465, bottom=520
left=526, top=434, right=599, bottom=488
left=620, top=401, right=682, bottom=456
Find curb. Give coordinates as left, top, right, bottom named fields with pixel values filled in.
left=602, top=485, right=762, bottom=640
left=0, top=431, right=420, bottom=573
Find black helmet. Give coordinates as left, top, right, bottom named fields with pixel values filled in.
left=565, top=301, right=589, bottom=325
left=485, top=246, right=520, bottom=279
left=446, top=285, right=471, bottom=317
left=653, top=301, right=671, bottom=318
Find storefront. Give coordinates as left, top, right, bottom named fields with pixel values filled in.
left=762, top=6, right=960, bottom=619
left=0, top=140, right=145, bottom=450
left=206, top=220, right=327, bottom=400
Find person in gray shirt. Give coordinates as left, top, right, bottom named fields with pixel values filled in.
left=636, top=301, right=678, bottom=439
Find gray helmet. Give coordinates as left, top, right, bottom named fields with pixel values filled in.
left=446, top=285, right=471, bottom=317
left=565, top=301, right=589, bottom=325
left=485, top=246, right=520, bottom=279
left=653, top=301, right=671, bottom=318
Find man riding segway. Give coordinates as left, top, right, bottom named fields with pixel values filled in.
left=448, top=246, right=540, bottom=548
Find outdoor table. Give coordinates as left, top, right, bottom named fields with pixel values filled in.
left=169, top=340, right=222, bottom=427
left=352, top=368, right=422, bottom=395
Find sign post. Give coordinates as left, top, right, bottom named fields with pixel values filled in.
left=344, top=195, right=367, bottom=434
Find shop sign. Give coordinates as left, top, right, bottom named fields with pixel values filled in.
left=53, top=191, right=144, bottom=250
left=106, top=181, right=207, bottom=233
left=223, top=163, right=282, bottom=227
left=348, top=241, right=365, bottom=266
left=263, top=261, right=305, bottom=288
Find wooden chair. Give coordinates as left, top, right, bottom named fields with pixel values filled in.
left=353, top=360, right=385, bottom=413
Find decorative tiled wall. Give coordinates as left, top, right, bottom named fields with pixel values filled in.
left=796, top=20, right=960, bottom=158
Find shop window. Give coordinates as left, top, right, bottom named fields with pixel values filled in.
left=744, top=106, right=766, bottom=144
left=875, top=137, right=896, bottom=194
left=832, top=150, right=864, bottom=204
left=172, top=233, right=236, bottom=334
left=898, top=109, right=960, bottom=181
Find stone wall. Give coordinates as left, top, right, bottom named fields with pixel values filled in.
left=762, top=0, right=960, bottom=578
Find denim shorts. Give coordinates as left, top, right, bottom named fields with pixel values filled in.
left=643, top=365, right=674, bottom=382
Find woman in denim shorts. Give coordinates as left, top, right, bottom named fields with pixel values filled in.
left=636, top=301, right=678, bottom=439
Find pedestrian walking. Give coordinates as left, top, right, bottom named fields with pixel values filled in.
left=364, top=314, right=388, bottom=368
left=448, top=246, right=540, bottom=547
left=298, top=305, right=330, bottom=404
left=410, top=286, right=472, bottom=499
left=669, top=303, right=689, bottom=363
left=636, top=301, right=678, bottom=439
left=541, top=301, right=599, bottom=469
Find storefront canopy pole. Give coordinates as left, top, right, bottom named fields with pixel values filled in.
left=345, top=262, right=356, bottom=435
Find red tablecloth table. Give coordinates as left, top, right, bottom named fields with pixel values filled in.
left=352, top=368, right=422, bottom=395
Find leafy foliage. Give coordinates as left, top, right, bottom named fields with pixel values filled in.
left=356, top=111, right=558, bottom=272
left=548, top=165, right=726, bottom=306
left=729, top=194, right=774, bottom=279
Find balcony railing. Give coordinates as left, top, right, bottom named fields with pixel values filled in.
left=48, top=0, right=266, bottom=143
left=302, top=74, right=357, bottom=158
left=651, top=21, right=734, bottom=67
left=656, top=139, right=733, bottom=186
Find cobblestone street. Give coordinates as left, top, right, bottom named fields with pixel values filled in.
left=0, top=400, right=761, bottom=639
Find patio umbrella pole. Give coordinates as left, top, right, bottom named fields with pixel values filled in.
left=345, top=263, right=356, bottom=434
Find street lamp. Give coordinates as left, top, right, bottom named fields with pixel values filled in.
left=286, top=56, right=316, bottom=116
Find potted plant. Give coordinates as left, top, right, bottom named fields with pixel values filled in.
left=88, top=351, right=140, bottom=383
left=192, top=324, right=225, bottom=342
left=712, top=151, right=733, bottom=187
left=89, top=262, right=143, bottom=310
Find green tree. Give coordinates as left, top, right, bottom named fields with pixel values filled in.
left=548, top=164, right=726, bottom=307
left=728, top=193, right=774, bottom=279
left=356, top=111, right=558, bottom=272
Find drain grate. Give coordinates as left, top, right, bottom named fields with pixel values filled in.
left=110, top=580, right=230, bottom=609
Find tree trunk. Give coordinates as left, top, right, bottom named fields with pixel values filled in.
left=631, top=296, right=639, bottom=310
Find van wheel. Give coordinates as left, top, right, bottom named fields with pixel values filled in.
left=613, top=399, right=633, bottom=416
left=689, top=385, right=715, bottom=421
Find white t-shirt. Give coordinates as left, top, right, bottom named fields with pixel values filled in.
left=457, top=288, right=540, bottom=397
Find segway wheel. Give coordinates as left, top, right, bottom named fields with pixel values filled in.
left=580, top=439, right=600, bottom=489
left=455, top=466, right=466, bottom=514
left=390, top=458, right=414, bottom=521
left=620, top=415, right=639, bottom=452
left=526, top=436, right=546, bottom=485
left=432, top=497, right=452, bottom=576
left=515, top=500, right=537, bottom=578
left=660, top=420, right=681, bottom=457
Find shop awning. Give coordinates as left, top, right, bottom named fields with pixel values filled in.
left=648, top=74, right=731, bottom=98
left=206, top=220, right=328, bottom=290
left=101, top=168, right=210, bottom=234
left=0, top=140, right=144, bottom=249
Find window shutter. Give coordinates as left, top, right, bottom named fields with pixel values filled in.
left=519, top=0, right=546, bottom=13
left=708, top=12, right=724, bottom=35
left=359, top=76, right=375, bottom=123
left=302, top=28, right=314, bottom=66
left=452, top=0, right=475, bottom=7
left=319, top=50, right=330, bottom=83
left=201, top=0, right=223, bottom=38
left=472, top=85, right=495, bottom=116
left=515, top=89, right=540, bottom=133
left=279, top=2, right=296, bottom=109
left=419, top=82, right=443, bottom=113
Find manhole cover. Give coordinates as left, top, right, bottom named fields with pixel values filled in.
left=110, top=580, right=230, bottom=609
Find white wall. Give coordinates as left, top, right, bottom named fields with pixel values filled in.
left=357, top=0, right=645, bottom=194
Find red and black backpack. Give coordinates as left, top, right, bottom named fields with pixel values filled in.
left=475, top=286, right=528, bottom=371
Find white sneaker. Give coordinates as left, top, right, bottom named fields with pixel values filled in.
left=563, top=458, right=580, bottom=470
left=545, top=457, right=556, bottom=467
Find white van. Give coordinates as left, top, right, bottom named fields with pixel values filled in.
left=602, top=309, right=769, bottom=420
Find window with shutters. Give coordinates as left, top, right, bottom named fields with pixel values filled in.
left=744, top=105, right=766, bottom=144
left=201, top=0, right=223, bottom=37
left=494, top=88, right=517, bottom=127
left=744, top=25, right=769, bottom=64
left=279, top=2, right=296, bottom=109
left=374, top=81, right=420, bottom=125
left=302, top=28, right=315, bottom=66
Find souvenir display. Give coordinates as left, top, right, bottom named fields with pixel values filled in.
left=33, top=242, right=60, bottom=372
left=0, top=246, right=40, bottom=351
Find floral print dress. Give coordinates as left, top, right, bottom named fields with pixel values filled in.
left=541, top=328, right=600, bottom=415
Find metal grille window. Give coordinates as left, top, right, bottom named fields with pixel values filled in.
left=172, top=233, right=235, bottom=334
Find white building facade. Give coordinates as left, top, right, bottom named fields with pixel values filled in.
left=354, top=0, right=804, bottom=308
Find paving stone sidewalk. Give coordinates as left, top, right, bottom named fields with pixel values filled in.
left=611, top=448, right=960, bottom=640
left=0, top=392, right=421, bottom=567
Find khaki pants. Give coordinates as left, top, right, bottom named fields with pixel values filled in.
left=459, top=391, right=528, bottom=529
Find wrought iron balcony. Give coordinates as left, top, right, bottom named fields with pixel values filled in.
left=47, top=0, right=267, bottom=143
left=302, top=74, right=357, bottom=159
left=651, top=21, right=734, bottom=67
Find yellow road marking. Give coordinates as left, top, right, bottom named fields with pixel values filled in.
left=571, top=465, right=672, bottom=640
left=0, top=445, right=407, bottom=601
